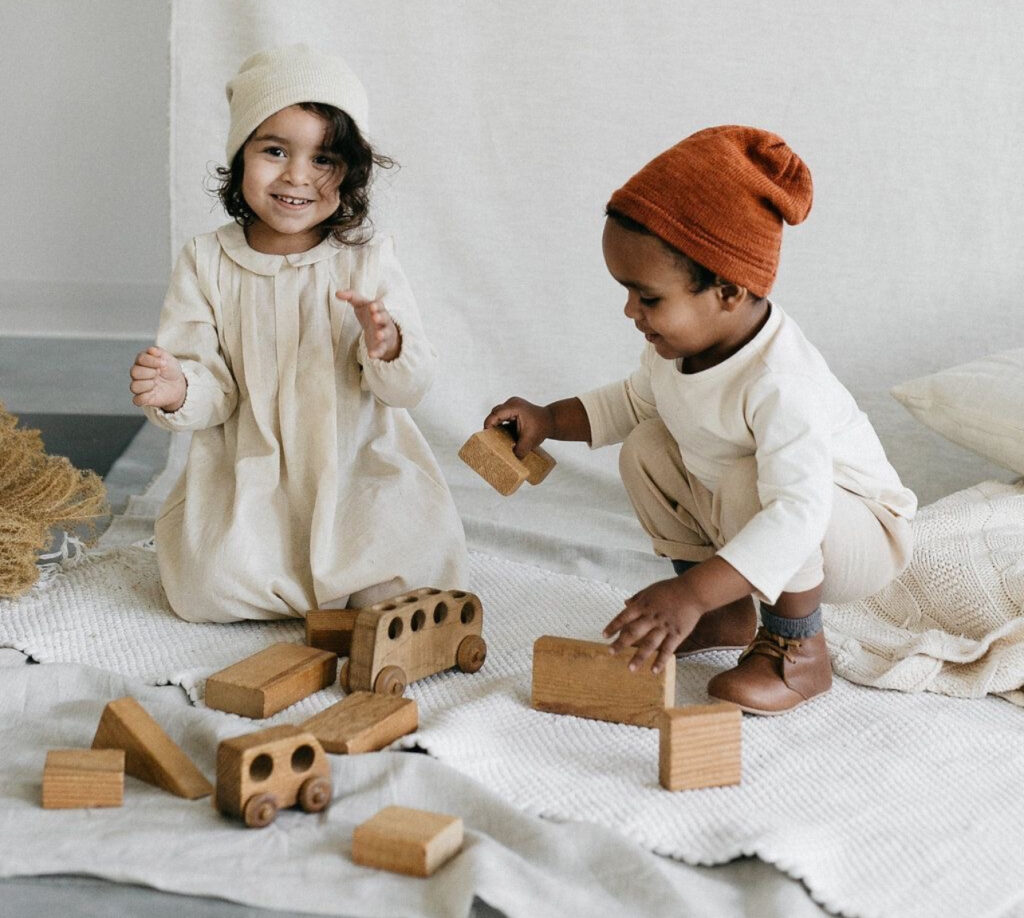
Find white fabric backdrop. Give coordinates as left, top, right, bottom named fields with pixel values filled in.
left=170, top=0, right=1024, bottom=592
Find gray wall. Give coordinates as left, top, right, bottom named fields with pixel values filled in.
left=0, top=0, right=170, bottom=338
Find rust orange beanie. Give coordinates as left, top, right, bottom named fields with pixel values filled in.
left=607, top=125, right=813, bottom=297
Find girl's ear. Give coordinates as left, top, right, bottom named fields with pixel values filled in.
left=715, top=280, right=749, bottom=310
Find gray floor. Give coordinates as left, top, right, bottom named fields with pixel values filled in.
left=0, top=336, right=504, bottom=918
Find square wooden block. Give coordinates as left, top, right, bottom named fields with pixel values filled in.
left=204, top=643, right=338, bottom=719
left=302, top=691, right=418, bottom=754
left=658, top=703, right=742, bottom=791
left=42, top=748, right=125, bottom=809
left=352, top=806, right=463, bottom=877
left=531, top=635, right=675, bottom=727
left=305, top=608, right=359, bottom=656
left=458, top=427, right=529, bottom=495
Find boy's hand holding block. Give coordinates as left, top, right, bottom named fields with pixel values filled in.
left=459, top=426, right=556, bottom=495
left=658, top=703, right=742, bottom=791
left=531, top=635, right=675, bottom=727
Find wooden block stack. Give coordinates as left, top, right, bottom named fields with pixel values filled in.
left=658, top=703, right=742, bottom=791
left=458, top=426, right=556, bottom=496
left=352, top=806, right=463, bottom=877
left=204, top=643, right=337, bottom=718
left=531, top=635, right=675, bottom=728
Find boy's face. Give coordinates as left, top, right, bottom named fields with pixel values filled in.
left=241, top=105, right=345, bottom=255
left=601, top=219, right=755, bottom=372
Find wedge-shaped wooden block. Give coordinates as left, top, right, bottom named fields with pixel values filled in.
left=205, top=643, right=338, bottom=719
left=458, top=427, right=556, bottom=496
left=531, top=635, right=675, bottom=727
left=302, top=691, right=418, bottom=754
left=92, top=696, right=212, bottom=799
left=352, top=806, right=463, bottom=877
left=305, top=608, right=359, bottom=655
left=658, top=703, right=742, bottom=791
left=42, top=748, right=124, bottom=809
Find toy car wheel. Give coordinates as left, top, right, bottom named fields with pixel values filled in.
left=373, top=665, right=407, bottom=696
left=456, top=634, right=487, bottom=673
left=338, top=658, right=351, bottom=693
left=243, top=792, right=278, bottom=828
left=298, top=776, right=331, bottom=813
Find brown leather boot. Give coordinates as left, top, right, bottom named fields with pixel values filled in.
left=706, top=627, right=832, bottom=715
left=675, top=598, right=758, bottom=656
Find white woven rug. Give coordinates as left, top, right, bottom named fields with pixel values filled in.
left=1, top=539, right=1023, bottom=918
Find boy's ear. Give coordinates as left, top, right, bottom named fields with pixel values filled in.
left=714, top=280, right=749, bottom=310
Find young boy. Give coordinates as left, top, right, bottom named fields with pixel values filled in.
left=485, top=125, right=916, bottom=714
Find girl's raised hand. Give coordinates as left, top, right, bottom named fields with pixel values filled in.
left=483, top=397, right=554, bottom=458
left=129, top=346, right=186, bottom=412
left=336, top=290, right=401, bottom=361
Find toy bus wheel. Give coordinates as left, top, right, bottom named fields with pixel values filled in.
left=456, top=634, right=487, bottom=673
left=243, top=793, right=278, bottom=828
left=373, top=665, right=407, bottom=696
left=338, top=658, right=351, bottom=693
left=298, top=776, right=332, bottom=813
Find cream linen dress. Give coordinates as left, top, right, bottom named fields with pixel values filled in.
left=145, top=222, right=468, bottom=622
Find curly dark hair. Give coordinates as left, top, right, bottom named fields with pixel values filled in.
left=212, top=102, right=395, bottom=245
left=605, top=206, right=720, bottom=293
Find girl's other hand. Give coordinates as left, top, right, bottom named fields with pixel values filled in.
left=484, top=397, right=554, bottom=458
left=129, top=346, right=187, bottom=412
left=337, top=290, right=401, bottom=361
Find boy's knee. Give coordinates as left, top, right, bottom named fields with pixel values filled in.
left=619, top=418, right=674, bottom=478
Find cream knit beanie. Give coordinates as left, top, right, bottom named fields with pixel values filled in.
left=224, top=44, right=369, bottom=163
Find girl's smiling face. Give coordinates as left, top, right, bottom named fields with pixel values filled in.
left=601, top=218, right=766, bottom=373
left=241, top=105, right=345, bottom=254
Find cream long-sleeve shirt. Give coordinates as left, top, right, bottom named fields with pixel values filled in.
left=144, top=222, right=468, bottom=622
left=578, top=304, right=916, bottom=603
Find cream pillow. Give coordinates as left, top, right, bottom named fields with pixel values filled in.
left=891, top=349, right=1024, bottom=475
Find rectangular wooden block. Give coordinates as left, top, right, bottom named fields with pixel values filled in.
left=658, top=703, right=742, bottom=791
left=305, top=608, right=359, bottom=656
left=352, top=806, right=463, bottom=877
left=458, top=427, right=529, bottom=495
left=522, top=445, right=556, bottom=485
left=92, top=696, right=212, bottom=799
left=42, top=748, right=124, bottom=809
left=204, top=643, right=338, bottom=719
left=302, top=691, right=418, bottom=754
left=531, top=635, right=675, bottom=727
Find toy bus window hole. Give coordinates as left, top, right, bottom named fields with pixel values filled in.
left=388, top=617, right=403, bottom=640
left=461, top=603, right=476, bottom=625
left=250, top=753, right=273, bottom=781
left=433, top=602, right=448, bottom=624
left=425, top=588, right=441, bottom=595
left=291, top=744, right=315, bottom=773
left=452, top=591, right=467, bottom=599
left=381, top=603, right=397, bottom=611
left=411, top=610, right=426, bottom=632
left=402, top=596, right=417, bottom=604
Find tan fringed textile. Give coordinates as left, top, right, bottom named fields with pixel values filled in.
left=0, top=403, right=108, bottom=598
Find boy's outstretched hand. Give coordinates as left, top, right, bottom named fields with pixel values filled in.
left=130, top=346, right=186, bottom=412
left=603, top=577, right=704, bottom=675
left=337, top=290, right=401, bottom=361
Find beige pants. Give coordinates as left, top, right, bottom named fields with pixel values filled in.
left=619, top=419, right=913, bottom=605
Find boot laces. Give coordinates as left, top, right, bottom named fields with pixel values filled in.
left=738, top=627, right=802, bottom=665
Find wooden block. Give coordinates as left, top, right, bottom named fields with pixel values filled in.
left=91, top=696, right=212, bottom=799
left=306, top=608, right=359, bottom=655
left=302, top=691, right=418, bottom=754
left=214, top=725, right=332, bottom=827
left=522, top=445, right=556, bottom=485
left=343, top=588, right=486, bottom=695
left=204, top=643, right=338, bottom=719
left=531, top=635, right=675, bottom=727
left=458, top=427, right=529, bottom=495
left=658, top=703, right=742, bottom=791
left=42, top=749, right=124, bottom=809
left=352, top=806, right=463, bottom=877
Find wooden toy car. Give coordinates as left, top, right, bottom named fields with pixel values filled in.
left=333, top=588, right=487, bottom=696
left=214, top=725, right=332, bottom=828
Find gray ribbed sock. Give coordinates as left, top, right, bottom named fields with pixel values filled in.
left=671, top=559, right=697, bottom=576
left=761, top=605, right=822, bottom=639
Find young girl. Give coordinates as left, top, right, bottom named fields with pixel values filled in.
left=129, top=45, right=468, bottom=622
left=486, top=126, right=916, bottom=715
